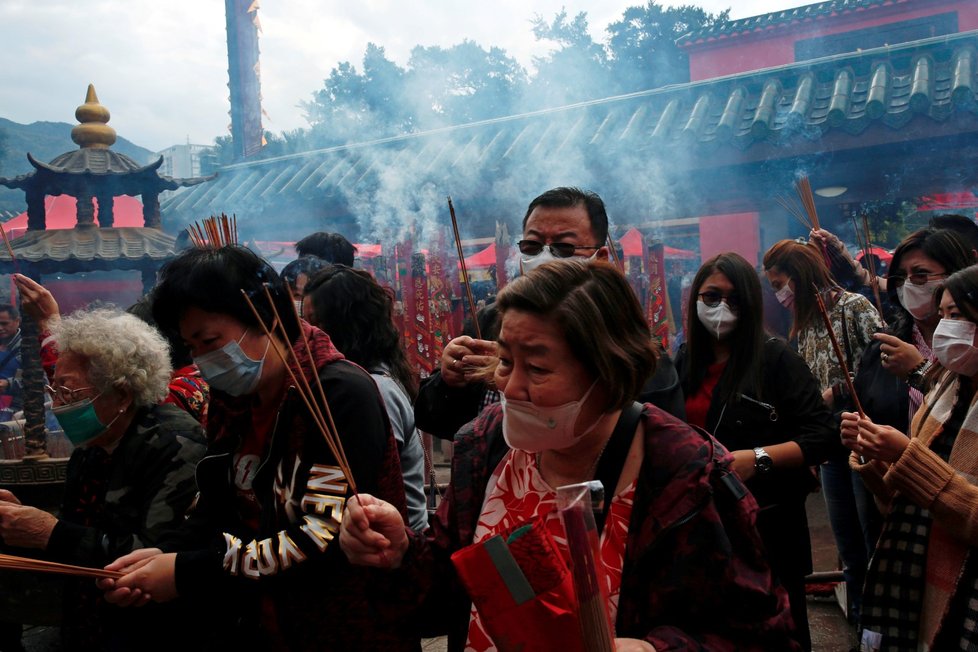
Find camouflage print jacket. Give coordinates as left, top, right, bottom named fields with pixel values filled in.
left=397, top=402, right=800, bottom=652
left=46, top=402, right=207, bottom=565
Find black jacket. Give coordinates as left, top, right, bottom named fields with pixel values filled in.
left=676, top=337, right=836, bottom=508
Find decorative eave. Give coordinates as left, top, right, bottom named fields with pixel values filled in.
left=0, top=226, right=176, bottom=269
left=677, top=0, right=912, bottom=49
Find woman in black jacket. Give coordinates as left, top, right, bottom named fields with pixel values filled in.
left=676, top=252, right=836, bottom=652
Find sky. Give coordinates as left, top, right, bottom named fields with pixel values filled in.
left=0, top=0, right=813, bottom=153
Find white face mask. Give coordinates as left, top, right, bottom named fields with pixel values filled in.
left=896, top=279, right=942, bottom=320
left=520, top=247, right=598, bottom=275
left=501, top=381, right=599, bottom=453
left=696, top=300, right=738, bottom=340
left=933, top=319, right=978, bottom=376
left=775, top=284, right=794, bottom=309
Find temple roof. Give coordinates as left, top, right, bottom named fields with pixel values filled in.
left=161, top=30, right=978, bottom=229
left=677, top=0, right=904, bottom=47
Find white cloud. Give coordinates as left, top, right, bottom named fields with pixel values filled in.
left=0, top=0, right=812, bottom=152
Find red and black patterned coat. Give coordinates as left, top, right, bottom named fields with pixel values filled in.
left=399, top=402, right=800, bottom=651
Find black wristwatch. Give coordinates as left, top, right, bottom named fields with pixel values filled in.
left=906, top=360, right=932, bottom=390
left=753, top=447, right=774, bottom=474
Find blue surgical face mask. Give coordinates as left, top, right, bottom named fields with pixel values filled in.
left=193, top=331, right=269, bottom=397
left=53, top=394, right=121, bottom=446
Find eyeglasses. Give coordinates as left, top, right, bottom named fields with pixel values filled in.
left=698, top=291, right=739, bottom=308
left=45, top=384, right=96, bottom=405
left=517, top=240, right=601, bottom=259
left=888, top=272, right=946, bottom=289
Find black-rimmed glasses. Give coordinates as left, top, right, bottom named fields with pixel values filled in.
left=517, top=240, right=601, bottom=259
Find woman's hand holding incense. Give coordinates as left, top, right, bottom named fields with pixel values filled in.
left=614, top=638, right=657, bottom=651
left=100, top=548, right=177, bottom=605
left=840, top=411, right=908, bottom=463
left=12, top=274, right=60, bottom=330
left=340, top=494, right=409, bottom=569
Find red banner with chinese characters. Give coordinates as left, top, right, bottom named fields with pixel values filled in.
left=646, top=242, right=669, bottom=350
left=428, top=234, right=454, bottom=365
left=411, top=251, right=435, bottom=375
left=396, top=241, right=414, bottom=370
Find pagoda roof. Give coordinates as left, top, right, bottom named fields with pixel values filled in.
left=677, top=0, right=907, bottom=48
left=0, top=226, right=176, bottom=275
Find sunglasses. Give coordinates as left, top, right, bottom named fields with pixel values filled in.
left=888, top=272, right=946, bottom=289
left=517, top=240, right=601, bottom=259
left=698, top=291, right=739, bottom=308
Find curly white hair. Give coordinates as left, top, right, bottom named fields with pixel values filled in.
left=52, top=308, right=172, bottom=407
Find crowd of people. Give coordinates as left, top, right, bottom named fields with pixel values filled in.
left=0, top=186, right=975, bottom=652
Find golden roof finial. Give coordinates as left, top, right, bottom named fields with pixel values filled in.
left=71, top=83, right=116, bottom=149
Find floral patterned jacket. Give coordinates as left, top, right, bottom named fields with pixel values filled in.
left=397, top=402, right=800, bottom=651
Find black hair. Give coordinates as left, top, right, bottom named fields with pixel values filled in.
left=684, top=252, right=765, bottom=403
left=281, top=256, right=331, bottom=291
left=521, top=187, right=609, bottom=244
left=295, top=232, right=357, bottom=266
left=303, top=265, right=417, bottom=400
left=928, top=214, right=978, bottom=253
left=0, top=304, right=19, bottom=320
left=151, top=246, right=300, bottom=344
left=128, top=292, right=193, bottom=368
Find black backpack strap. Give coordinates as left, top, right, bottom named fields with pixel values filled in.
left=594, top=401, right=644, bottom=534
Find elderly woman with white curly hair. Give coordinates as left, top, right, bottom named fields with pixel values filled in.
left=0, top=307, right=207, bottom=651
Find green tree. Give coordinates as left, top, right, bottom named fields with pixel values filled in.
left=527, top=10, right=610, bottom=107
left=606, top=3, right=730, bottom=92
left=405, top=41, right=527, bottom=127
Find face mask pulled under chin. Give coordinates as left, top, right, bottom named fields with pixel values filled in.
left=501, top=381, right=600, bottom=453
left=520, top=248, right=598, bottom=275
left=194, top=332, right=269, bottom=397
left=933, top=318, right=978, bottom=376
left=896, top=279, right=942, bottom=320
left=696, top=300, right=738, bottom=340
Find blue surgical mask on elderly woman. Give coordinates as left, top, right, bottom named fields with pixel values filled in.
left=193, top=331, right=269, bottom=396
left=501, top=381, right=600, bottom=453
left=53, top=394, right=122, bottom=446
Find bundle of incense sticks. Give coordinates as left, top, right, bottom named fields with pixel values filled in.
left=240, top=284, right=357, bottom=493
left=0, top=553, right=122, bottom=579
left=776, top=177, right=838, bottom=269
left=850, top=213, right=886, bottom=320
left=556, top=481, right=615, bottom=652
left=447, top=197, right=483, bottom=340
left=813, top=283, right=865, bottom=417
left=188, top=213, right=238, bottom=249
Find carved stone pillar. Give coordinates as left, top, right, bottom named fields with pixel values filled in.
left=143, top=191, right=161, bottom=228
left=76, top=193, right=95, bottom=226
left=20, top=290, right=47, bottom=459
left=25, top=187, right=46, bottom=231
left=96, top=193, right=115, bottom=228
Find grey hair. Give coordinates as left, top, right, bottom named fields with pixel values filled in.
left=52, top=307, right=172, bottom=407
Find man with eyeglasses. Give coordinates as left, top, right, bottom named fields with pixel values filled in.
left=415, top=187, right=685, bottom=442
